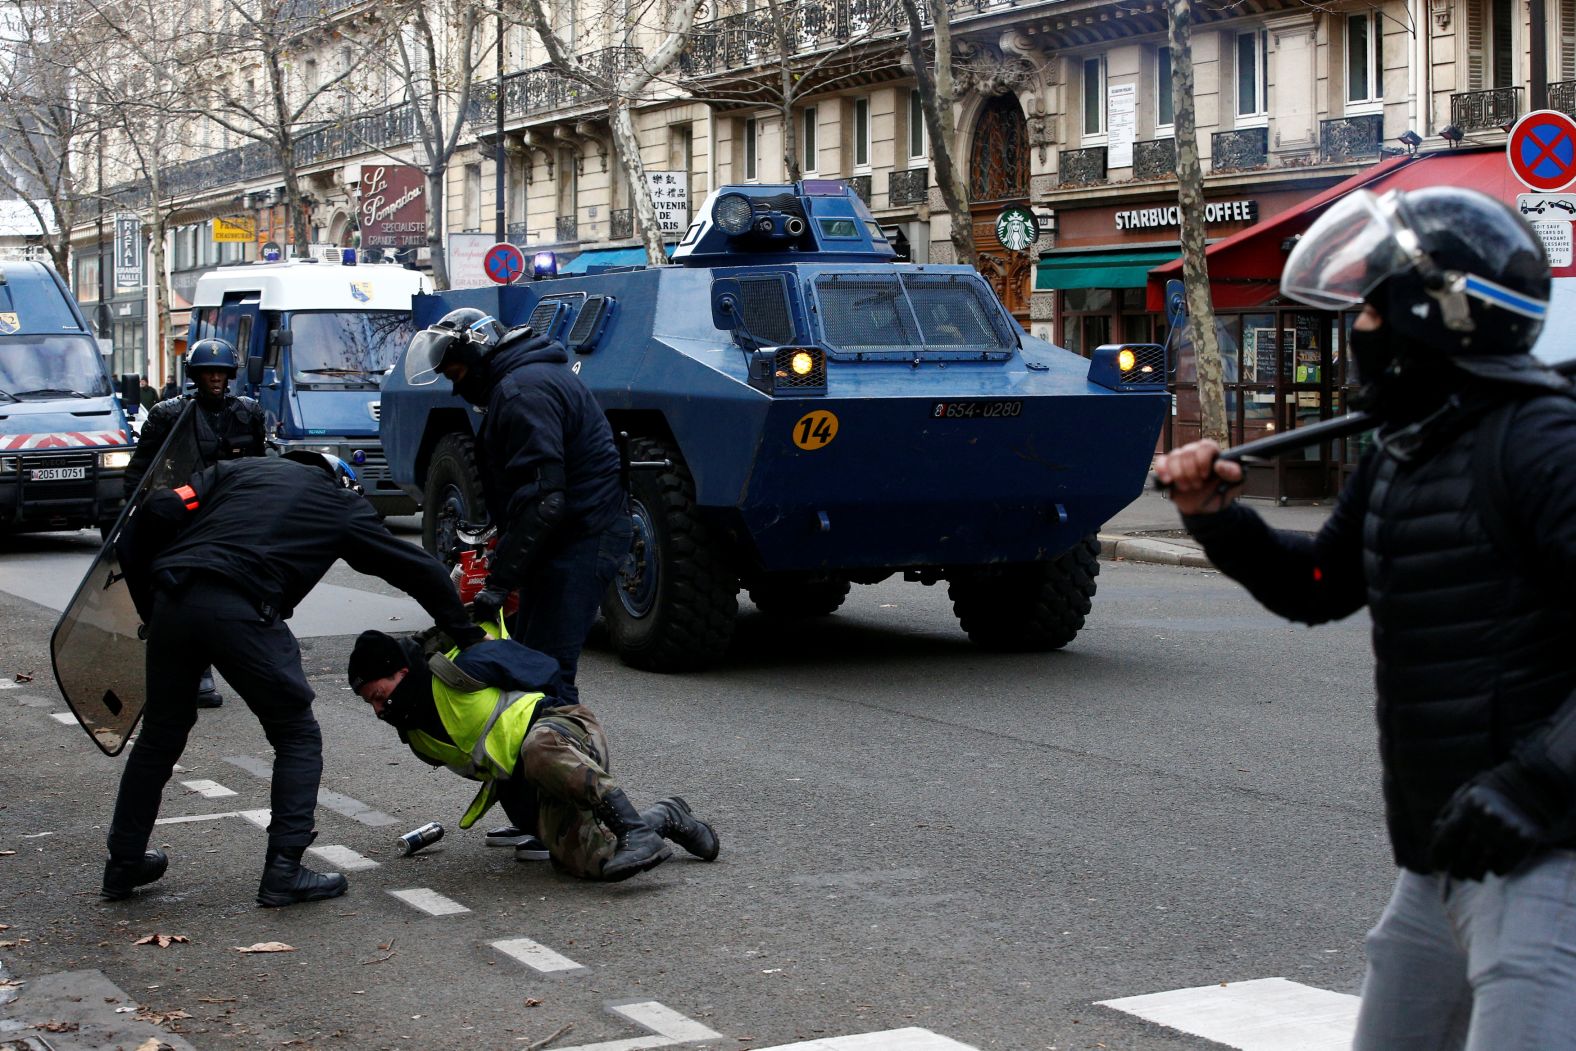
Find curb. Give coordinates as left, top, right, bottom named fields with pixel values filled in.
left=1096, top=533, right=1215, bottom=569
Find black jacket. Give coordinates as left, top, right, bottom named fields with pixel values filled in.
left=1185, top=392, right=1576, bottom=871
left=125, top=393, right=266, bottom=497
left=133, top=457, right=480, bottom=643
left=476, top=331, right=624, bottom=564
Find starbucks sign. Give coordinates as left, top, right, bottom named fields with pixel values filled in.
left=994, top=206, right=1040, bottom=252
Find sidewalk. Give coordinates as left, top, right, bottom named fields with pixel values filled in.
left=1096, top=476, right=1333, bottom=568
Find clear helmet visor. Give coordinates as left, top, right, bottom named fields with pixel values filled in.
left=1281, top=190, right=1415, bottom=311
left=404, top=328, right=458, bottom=386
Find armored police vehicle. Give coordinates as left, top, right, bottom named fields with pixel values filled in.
left=189, top=256, right=427, bottom=515
left=381, top=181, right=1168, bottom=671
left=0, top=261, right=132, bottom=536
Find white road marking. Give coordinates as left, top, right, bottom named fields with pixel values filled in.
left=611, top=1002, right=721, bottom=1041
left=1097, top=977, right=1359, bottom=1051
left=388, top=888, right=470, bottom=916
left=237, top=809, right=272, bottom=829
left=308, top=845, right=379, bottom=872
left=172, top=764, right=186, bottom=772
left=490, top=937, right=585, bottom=974
left=14, top=695, right=51, bottom=708
left=224, top=756, right=398, bottom=827
left=49, top=712, right=76, bottom=725
left=0, top=680, right=17, bottom=689
left=179, top=779, right=237, bottom=799
left=751, top=1032, right=980, bottom=1051
left=547, top=1038, right=668, bottom=1051
left=155, top=812, right=239, bottom=825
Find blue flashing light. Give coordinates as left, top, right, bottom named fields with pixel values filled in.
left=342, top=248, right=357, bottom=266
left=533, top=251, right=558, bottom=279
left=351, top=449, right=367, bottom=466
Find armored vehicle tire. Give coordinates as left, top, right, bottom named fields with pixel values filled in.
left=605, top=437, right=738, bottom=672
left=747, top=575, right=851, bottom=618
left=948, top=536, right=1101, bottom=652
left=422, top=434, right=485, bottom=567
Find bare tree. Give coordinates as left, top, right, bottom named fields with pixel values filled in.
left=1167, top=0, right=1227, bottom=444
left=520, top=0, right=705, bottom=265
left=899, top=0, right=974, bottom=266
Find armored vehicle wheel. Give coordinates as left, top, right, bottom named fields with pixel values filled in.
left=605, top=437, right=738, bottom=671
left=422, top=434, right=484, bottom=567
left=948, top=536, right=1101, bottom=652
left=747, top=575, right=851, bottom=618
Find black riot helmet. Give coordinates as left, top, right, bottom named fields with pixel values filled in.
left=403, top=308, right=507, bottom=387
left=1282, top=187, right=1551, bottom=408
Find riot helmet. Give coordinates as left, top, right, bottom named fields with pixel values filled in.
left=404, top=308, right=507, bottom=387
left=187, top=338, right=241, bottom=375
left=281, top=449, right=364, bottom=496
left=1282, top=187, right=1550, bottom=409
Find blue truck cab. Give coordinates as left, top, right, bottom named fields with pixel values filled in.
left=188, top=258, right=427, bottom=515
left=0, top=261, right=132, bottom=535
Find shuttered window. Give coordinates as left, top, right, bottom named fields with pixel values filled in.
left=1562, top=0, right=1576, bottom=80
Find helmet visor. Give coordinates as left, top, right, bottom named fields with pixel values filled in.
left=1282, top=190, right=1415, bottom=311
left=404, top=328, right=457, bottom=386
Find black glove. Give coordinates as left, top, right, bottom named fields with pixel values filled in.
left=468, top=583, right=509, bottom=626
left=1428, top=767, right=1546, bottom=880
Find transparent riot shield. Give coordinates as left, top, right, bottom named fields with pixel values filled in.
left=49, top=404, right=202, bottom=756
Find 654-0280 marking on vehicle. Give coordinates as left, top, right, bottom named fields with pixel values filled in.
left=931, top=400, right=1024, bottom=419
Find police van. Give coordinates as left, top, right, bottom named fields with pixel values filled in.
left=0, top=261, right=132, bottom=536
left=188, top=255, right=427, bottom=515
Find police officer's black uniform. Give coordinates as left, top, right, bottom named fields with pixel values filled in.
left=102, top=455, right=485, bottom=906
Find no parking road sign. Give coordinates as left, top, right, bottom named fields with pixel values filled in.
left=1508, top=110, right=1576, bottom=192
left=483, top=242, right=526, bottom=285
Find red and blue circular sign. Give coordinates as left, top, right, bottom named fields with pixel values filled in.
left=483, top=242, right=526, bottom=285
left=1508, top=110, right=1576, bottom=192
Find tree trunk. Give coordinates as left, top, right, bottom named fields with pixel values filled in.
left=903, top=0, right=974, bottom=267
left=426, top=168, right=450, bottom=290
left=611, top=99, right=667, bottom=266
left=1168, top=0, right=1228, bottom=445
left=149, top=214, right=171, bottom=382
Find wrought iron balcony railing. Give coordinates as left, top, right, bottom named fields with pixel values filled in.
left=1133, top=138, right=1175, bottom=182
left=1450, top=86, right=1522, bottom=132
left=1319, top=115, right=1382, bottom=163
left=1058, top=146, right=1107, bottom=187
left=507, top=221, right=529, bottom=245
left=610, top=208, right=634, bottom=240
left=161, top=140, right=279, bottom=200
left=1211, top=127, right=1269, bottom=173
left=469, top=49, right=643, bottom=125
left=556, top=215, right=579, bottom=242
left=1553, top=80, right=1576, bottom=117
left=681, top=0, right=905, bottom=76
left=888, top=167, right=927, bottom=206
left=845, top=174, right=872, bottom=204
left=295, top=103, right=417, bottom=168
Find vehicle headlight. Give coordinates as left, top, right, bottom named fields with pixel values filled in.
left=790, top=351, right=815, bottom=377
left=99, top=450, right=133, bottom=470
left=1116, top=348, right=1136, bottom=372
left=0, top=456, right=16, bottom=474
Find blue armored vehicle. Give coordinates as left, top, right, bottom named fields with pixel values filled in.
left=381, top=181, right=1167, bottom=671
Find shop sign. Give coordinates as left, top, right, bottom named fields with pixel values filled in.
left=213, top=216, right=255, bottom=242
left=645, top=171, right=689, bottom=234
left=1114, top=199, right=1259, bottom=231
left=113, top=213, right=142, bottom=290
left=995, top=206, right=1040, bottom=251
left=359, top=165, right=427, bottom=248
left=1107, top=84, right=1137, bottom=169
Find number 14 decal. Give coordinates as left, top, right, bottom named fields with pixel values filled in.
left=792, top=410, right=839, bottom=450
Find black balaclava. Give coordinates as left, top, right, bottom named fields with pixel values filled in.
left=445, top=341, right=493, bottom=408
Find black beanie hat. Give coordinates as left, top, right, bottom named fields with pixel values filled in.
left=348, top=630, right=408, bottom=691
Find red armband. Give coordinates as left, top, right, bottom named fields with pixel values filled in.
left=174, top=485, right=199, bottom=512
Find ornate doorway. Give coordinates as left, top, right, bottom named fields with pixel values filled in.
left=968, top=95, right=1032, bottom=327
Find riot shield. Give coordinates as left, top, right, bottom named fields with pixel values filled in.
left=49, top=404, right=202, bottom=756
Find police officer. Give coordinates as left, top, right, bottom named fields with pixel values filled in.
left=347, top=626, right=718, bottom=881
left=1156, top=187, right=1576, bottom=1049
left=125, top=338, right=266, bottom=708
left=404, top=309, right=630, bottom=707
left=101, top=453, right=486, bottom=907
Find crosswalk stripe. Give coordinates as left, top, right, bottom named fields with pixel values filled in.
left=750, top=1030, right=980, bottom=1051
left=179, top=779, right=237, bottom=799
left=156, top=812, right=240, bottom=825
left=237, top=809, right=272, bottom=829
left=490, top=936, right=585, bottom=973
left=48, top=712, right=76, bottom=725
left=308, top=845, right=379, bottom=871
left=611, top=1001, right=721, bottom=1041
left=1097, top=977, right=1359, bottom=1051
left=388, top=887, right=470, bottom=916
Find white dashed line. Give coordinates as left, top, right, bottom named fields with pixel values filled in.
left=549, top=1038, right=669, bottom=1051
left=13, top=695, right=51, bottom=708
left=490, top=937, right=586, bottom=974
left=611, top=1001, right=722, bottom=1041
left=388, top=887, right=470, bottom=916
left=0, top=680, right=18, bottom=689
left=237, top=809, right=272, bottom=829
left=48, top=712, right=76, bottom=725
left=156, top=812, right=240, bottom=825
left=1097, top=977, right=1359, bottom=1051
left=751, top=1032, right=980, bottom=1051
left=179, top=779, right=237, bottom=799
left=307, top=845, right=379, bottom=871
left=224, top=756, right=398, bottom=826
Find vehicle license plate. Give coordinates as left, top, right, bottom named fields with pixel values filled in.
left=28, top=467, right=87, bottom=481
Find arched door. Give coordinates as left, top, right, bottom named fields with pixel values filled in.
left=969, top=95, right=1032, bottom=327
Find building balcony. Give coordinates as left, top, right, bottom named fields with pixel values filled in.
left=1553, top=80, right=1576, bottom=117
left=161, top=140, right=279, bottom=200
left=1318, top=115, right=1383, bottom=164
left=888, top=166, right=928, bottom=206
left=471, top=48, right=643, bottom=125
left=507, top=221, right=529, bottom=245
left=681, top=0, right=907, bottom=77
left=556, top=215, right=579, bottom=242
left=1450, top=86, right=1522, bottom=132
left=295, top=103, right=417, bottom=168
left=610, top=208, right=634, bottom=240
left=1058, top=145, right=1107, bottom=187
left=1133, top=138, right=1175, bottom=181
left=845, top=174, right=872, bottom=204
left=1211, top=127, right=1268, bottom=173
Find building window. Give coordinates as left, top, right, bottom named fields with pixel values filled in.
left=909, top=89, right=927, bottom=159
left=1236, top=29, right=1269, bottom=119
left=853, top=96, right=871, bottom=169
left=1346, top=13, right=1385, bottom=106
left=1083, top=57, right=1105, bottom=137
left=744, top=117, right=758, bottom=181
left=802, top=105, right=817, bottom=174
left=463, top=163, right=481, bottom=231
left=1156, top=46, right=1174, bottom=130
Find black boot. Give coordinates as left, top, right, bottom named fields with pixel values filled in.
left=101, top=849, right=169, bottom=900
left=640, top=796, right=720, bottom=862
left=256, top=844, right=348, bottom=908
left=592, top=789, right=671, bottom=882
left=196, top=668, right=223, bottom=709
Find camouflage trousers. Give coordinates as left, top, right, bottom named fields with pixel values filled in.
left=517, top=704, right=620, bottom=879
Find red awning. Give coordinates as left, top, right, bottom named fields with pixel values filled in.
left=1146, top=148, right=1523, bottom=311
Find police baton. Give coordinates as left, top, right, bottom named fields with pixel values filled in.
left=1153, top=410, right=1377, bottom=492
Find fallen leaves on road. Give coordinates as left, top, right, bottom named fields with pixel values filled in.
left=524, top=998, right=542, bottom=1007
left=134, top=934, right=189, bottom=948
left=0, top=939, right=30, bottom=949
left=14, top=672, right=33, bottom=683
left=36, top=1020, right=79, bottom=1033
left=360, top=937, right=397, bottom=965
left=135, top=1008, right=191, bottom=1026
left=196, top=996, right=236, bottom=1004
left=232, top=942, right=295, bottom=953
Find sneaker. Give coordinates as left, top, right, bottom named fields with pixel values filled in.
left=513, top=836, right=550, bottom=862
left=485, top=825, right=529, bottom=847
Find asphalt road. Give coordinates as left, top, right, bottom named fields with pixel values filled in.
left=0, top=523, right=1389, bottom=1051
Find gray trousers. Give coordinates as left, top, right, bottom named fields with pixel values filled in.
left=1352, top=851, right=1576, bottom=1051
